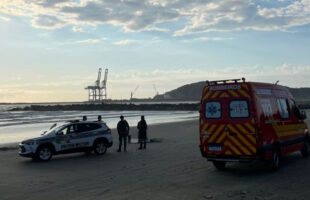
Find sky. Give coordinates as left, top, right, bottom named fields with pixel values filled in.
left=1, top=0, right=310, bottom=102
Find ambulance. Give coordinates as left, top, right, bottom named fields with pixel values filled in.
left=199, top=78, right=309, bottom=170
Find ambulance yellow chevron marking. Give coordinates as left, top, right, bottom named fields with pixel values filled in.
left=201, top=123, right=209, bottom=133
left=229, top=136, right=251, bottom=155
left=208, top=124, right=217, bottom=134
left=220, top=92, right=229, bottom=98
left=236, top=124, right=248, bottom=134
left=208, top=124, right=225, bottom=143
left=203, top=87, right=209, bottom=93
left=216, top=131, right=227, bottom=143
left=238, top=89, right=251, bottom=99
left=245, top=122, right=255, bottom=133
left=227, top=124, right=239, bottom=134
left=228, top=90, right=239, bottom=97
left=211, top=91, right=220, bottom=99
left=236, top=134, right=256, bottom=153
left=203, top=91, right=212, bottom=101
left=242, top=83, right=249, bottom=91
left=226, top=140, right=241, bottom=155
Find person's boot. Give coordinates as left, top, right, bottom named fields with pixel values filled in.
left=138, top=143, right=143, bottom=150
left=143, top=142, right=146, bottom=149
left=117, top=149, right=121, bottom=152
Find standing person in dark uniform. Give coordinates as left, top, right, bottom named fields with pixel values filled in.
left=98, top=115, right=102, bottom=122
left=137, top=115, right=147, bottom=150
left=117, top=115, right=130, bottom=152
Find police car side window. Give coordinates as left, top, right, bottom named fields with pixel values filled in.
left=89, top=123, right=101, bottom=130
left=77, top=123, right=101, bottom=132
left=77, top=124, right=88, bottom=133
left=277, top=98, right=289, bottom=119
left=205, top=101, right=221, bottom=119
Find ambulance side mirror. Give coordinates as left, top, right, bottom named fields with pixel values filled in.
left=300, top=111, right=307, bottom=120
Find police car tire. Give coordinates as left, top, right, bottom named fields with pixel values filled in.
left=36, top=145, right=53, bottom=161
left=301, top=140, right=310, bottom=157
left=213, top=161, right=226, bottom=170
left=93, top=140, right=107, bottom=155
left=271, top=148, right=280, bottom=171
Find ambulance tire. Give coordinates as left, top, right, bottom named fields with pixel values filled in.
left=301, top=140, right=310, bottom=157
left=213, top=161, right=226, bottom=170
left=271, top=147, right=280, bottom=171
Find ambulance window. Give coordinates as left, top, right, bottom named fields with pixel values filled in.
left=205, top=101, right=221, bottom=119
left=277, top=98, right=289, bottom=119
left=230, top=100, right=249, bottom=118
left=290, top=99, right=301, bottom=119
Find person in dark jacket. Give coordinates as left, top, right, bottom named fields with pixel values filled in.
left=137, top=115, right=147, bottom=150
left=117, top=115, right=130, bottom=152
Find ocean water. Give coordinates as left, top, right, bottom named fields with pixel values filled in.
left=0, top=108, right=198, bottom=145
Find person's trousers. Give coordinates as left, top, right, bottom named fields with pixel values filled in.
left=119, top=135, right=127, bottom=151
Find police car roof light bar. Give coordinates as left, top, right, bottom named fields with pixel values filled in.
left=206, top=77, right=246, bottom=86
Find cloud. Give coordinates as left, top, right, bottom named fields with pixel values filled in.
left=0, top=16, right=11, bottom=21
left=2, top=0, right=310, bottom=35
left=31, top=15, right=66, bottom=29
left=75, top=38, right=101, bottom=44
left=193, top=37, right=233, bottom=41
left=113, top=39, right=135, bottom=45
left=72, top=26, right=84, bottom=32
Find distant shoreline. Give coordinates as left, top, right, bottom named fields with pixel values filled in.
left=9, top=103, right=200, bottom=111
left=8, top=102, right=310, bottom=111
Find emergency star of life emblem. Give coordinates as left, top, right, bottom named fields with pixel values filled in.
left=208, top=104, right=218, bottom=116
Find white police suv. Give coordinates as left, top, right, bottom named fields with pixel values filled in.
left=19, top=121, right=113, bottom=161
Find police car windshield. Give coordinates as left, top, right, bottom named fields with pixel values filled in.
left=42, top=124, right=66, bottom=136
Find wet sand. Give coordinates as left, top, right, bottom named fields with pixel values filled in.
left=1, top=114, right=310, bottom=200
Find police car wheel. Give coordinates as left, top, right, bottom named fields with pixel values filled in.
left=36, top=146, right=53, bottom=161
left=213, top=161, right=226, bottom=170
left=271, top=149, right=280, bottom=171
left=301, top=141, right=310, bottom=157
left=94, top=141, right=107, bottom=155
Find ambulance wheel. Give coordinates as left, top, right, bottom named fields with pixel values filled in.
left=271, top=148, right=280, bottom=171
left=36, top=145, right=53, bottom=161
left=213, top=161, right=226, bottom=170
left=93, top=140, right=107, bottom=155
left=301, top=140, right=310, bottom=157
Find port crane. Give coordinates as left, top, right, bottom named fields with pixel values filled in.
left=85, top=68, right=108, bottom=102
left=130, top=85, right=139, bottom=100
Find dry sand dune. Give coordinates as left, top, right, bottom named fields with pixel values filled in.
left=1, top=111, right=310, bottom=200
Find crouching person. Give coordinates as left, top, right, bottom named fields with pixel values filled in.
left=137, top=115, right=147, bottom=150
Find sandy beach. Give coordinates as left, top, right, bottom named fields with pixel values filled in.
left=1, top=115, right=310, bottom=200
